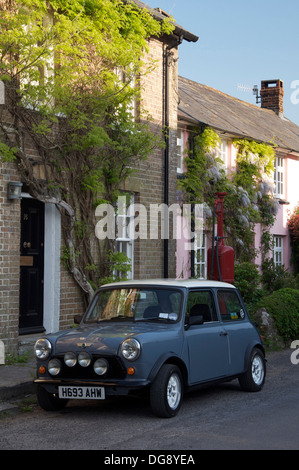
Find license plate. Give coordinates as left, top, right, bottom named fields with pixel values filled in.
left=58, top=386, right=105, bottom=400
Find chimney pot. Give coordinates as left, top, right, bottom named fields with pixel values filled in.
left=260, top=79, right=284, bottom=116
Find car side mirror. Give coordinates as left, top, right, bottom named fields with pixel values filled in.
left=74, top=314, right=83, bottom=325
left=185, top=314, right=204, bottom=330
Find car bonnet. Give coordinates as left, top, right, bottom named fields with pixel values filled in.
left=50, top=322, right=175, bottom=356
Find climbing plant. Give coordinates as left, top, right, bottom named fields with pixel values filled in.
left=0, top=0, right=174, bottom=304
left=179, top=128, right=225, bottom=206
left=179, top=128, right=277, bottom=262
left=232, top=138, right=277, bottom=262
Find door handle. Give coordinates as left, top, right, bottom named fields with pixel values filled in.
left=219, top=331, right=228, bottom=337
left=23, top=242, right=31, bottom=248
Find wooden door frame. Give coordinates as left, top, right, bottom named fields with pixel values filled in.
left=19, top=197, right=45, bottom=334
left=19, top=194, right=61, bottom=336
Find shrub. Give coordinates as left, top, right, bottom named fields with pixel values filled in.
left=256, top=288, right=299, bottom=344
left=261, top=259, right=295, bottom=293
left=234, top=262, right=263, bottom=306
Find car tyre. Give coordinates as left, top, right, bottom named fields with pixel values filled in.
left=150, top=364, right=183, bottom=418
left=37, top=385, right=68, bottom=411
left=239, top=348, right=266, bottom=392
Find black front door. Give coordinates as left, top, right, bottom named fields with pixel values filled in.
left=19, top=198, right=45, bottom=335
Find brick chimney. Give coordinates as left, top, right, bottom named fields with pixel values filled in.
left=260, top=79, right=284, bottom=116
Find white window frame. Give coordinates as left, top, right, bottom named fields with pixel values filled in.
left=274, top=156, right=284, bottom=198
left=215, top=139, right=228, bottom=167
left=115, top=194, right=134, bottom=280
left=194, top=232, right=207, bottom=279
left=273, top=235, right=283, bottom=267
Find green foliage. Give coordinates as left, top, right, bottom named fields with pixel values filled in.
left=257, top=289, right=299, bottom=342
left=95, top=250, right=132, bottom=287
left=288, top=203, right=299, bottom=274
left=0, top=142, right=18, bottom=161
left=5, top=351, right=31, bottom=365
left=233, top=139, right=275, bottom=190
left=179, top=129, right=277, bottom=262
left=234, top=262, right=299, bottom=326
left=261, top=259, right=299, bottom=293
left=0, top=0, right=171, bottom=301
left=234, top=262, right=262, bottom=305
left=179, top=128, right=223, bottom=206
left=230, top=139, right=276, bottom=261
left=0, top=0, right=173, bottom=96
left=288, top=203, right=299, bottom=241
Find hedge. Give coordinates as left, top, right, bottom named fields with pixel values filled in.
left=256, top=288, right=299, bottom=343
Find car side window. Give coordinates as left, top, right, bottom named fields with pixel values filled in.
left=217, top=290, right=246, bottom=322
left=186, top=290, right=218, bottom=323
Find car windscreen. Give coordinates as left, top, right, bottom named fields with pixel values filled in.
left=84, top=287, right=183, bottom=323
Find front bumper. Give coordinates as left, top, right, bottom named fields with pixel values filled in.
left=34, top=377, right=151, bottom=397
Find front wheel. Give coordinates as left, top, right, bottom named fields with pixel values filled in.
left=239, top=348, right=266, bottom=392
left=37, top=385, right=68, bottom=411
left=150, top=364, right=183, bottom=418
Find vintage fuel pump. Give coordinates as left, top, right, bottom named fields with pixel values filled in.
left=207, top=192, right=234, bottom=283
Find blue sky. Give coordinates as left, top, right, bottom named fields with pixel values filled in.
left=145, top=0, right=299, bottom=126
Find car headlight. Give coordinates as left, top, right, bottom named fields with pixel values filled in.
left=94, top=358, right=108, bottom=376
left=78, top=351, right=91, bottom=367
left=64, top=352, right=77, bottom=367
left=48, top=358, right=62, bottom=376
left=34, top=339, right=52, bottom=360
left=121, top=338, right=141, bottom=361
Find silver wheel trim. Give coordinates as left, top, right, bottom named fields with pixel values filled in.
left=167, top=373, right=181, bottom=410
left=252, top=355, right=264, bottom=385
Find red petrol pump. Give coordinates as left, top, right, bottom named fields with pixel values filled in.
left=207, top=192, right=234, bottom=283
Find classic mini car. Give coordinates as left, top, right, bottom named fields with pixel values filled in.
left=34, top=280, right=266, bottom=418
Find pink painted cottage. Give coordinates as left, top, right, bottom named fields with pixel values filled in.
left=176, top=77, right=299, bottom=279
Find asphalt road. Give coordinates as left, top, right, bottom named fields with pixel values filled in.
left=0, top=348, right=298, bottom=451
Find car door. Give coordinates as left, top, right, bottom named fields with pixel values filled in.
left=216, top=289, right=253, bottom=375
left=185, top=289, right=230, bottom=385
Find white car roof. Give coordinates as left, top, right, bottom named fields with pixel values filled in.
left=102, top=279, right=236, bottom=289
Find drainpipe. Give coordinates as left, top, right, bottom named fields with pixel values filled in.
left=163, top=36, right=183, bottom=279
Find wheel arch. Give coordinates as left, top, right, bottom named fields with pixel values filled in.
left=148, top=353, right=188, bottom=386
left=243, top=342, right=266, bottom=372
